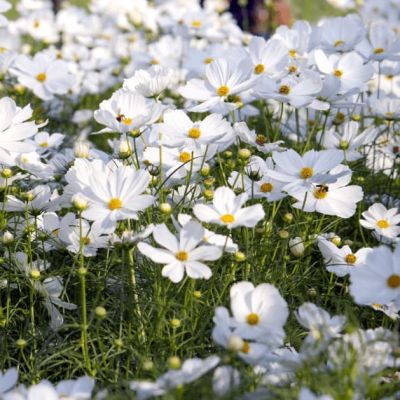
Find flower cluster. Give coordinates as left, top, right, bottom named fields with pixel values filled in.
left=0, top=0, right=399, bottom=398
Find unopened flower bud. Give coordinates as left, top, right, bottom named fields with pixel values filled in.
left=170, top=318, right=181, bottom=328
left=278, top=229, right=289, bottom=239
left=2, top=231, right=14, bottom=245
left=227, top=335, right=244, bottom=352
left=16, top=338, right=27, bottom=349
left=234, top=251, right=246, bottom=262
left=74, top=141, right=90, bottom=158
left=200, top=164, right=210, bottom=176
left=30, top=270, right=41, bottom=280
left=1, top=168, right=12, bottom=179
left=204, top=177, right=215, bottom=188
left=167, top=356, right=181, bottom=370
left=289, top=237, right=304, bottom=257
left=95, top=306, right=107, bottom=319
left=159, top=203, right=172, bottom=215
left=23, top=191, right=34, bottom=202
left=78, top=267, right=88, bottom=276
left=238, top=148, right=251, bottom=160
left=193, top=290, right=202, bottom=299
left=283, top=213, right=293, bottom=223
left=143, top=360, right=154, bottom=371
left=344, top=239, right=353, bottom=246
left=114, top=338, right=123, bottom=348
left=129, top=130, right=142, bottom=138
left=118, top=140, right=132, bottom=158
left=203, top=189, right=213, bottom=201
left=307, top=287, right=317, bottom=297
left=72, top=194, right=88, bottom=211
left=223, top=151, right=232, bottom=159
left=331, top=235, right=341, bottom=246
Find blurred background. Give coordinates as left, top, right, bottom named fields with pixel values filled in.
left=6, top=0, right=344, bottom=29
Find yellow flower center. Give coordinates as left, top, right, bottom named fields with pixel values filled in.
left=188, top=127, right=201, bottom=139
left=333, top=69, right=343, bottom=78
left=121, top=117, right=133, bottom=125
left=150, top=58, right=159, bottom=65
left=279, top=85, right=291, bottom=95
left=288, top=65, right=297, bottom=74
left=179, top=152, right=192, bottom=163
left=289, top=50, right=296, bottom=58
left=255, top=134, right=267, bottom=146
left=39, top=142, right=49, bottom=148
left=314, top=186, right=328, bottom=199
left=260, top=182, right=273, bottom=193
left=34, top=20, right=40, bottom=28
left=0, top=47, right=6, bottom=53
left=108, top=197, right=122, bottom=210
left=217, top=85, right=230, bottom=97
left=191, top=20, right=202, bottom=28
left=345, top=254, right=357, bottom=264
left=334, top=40, right=345, bottom=47
left=175, top=251, right=188, bottom=261
left=36, top=73, right=47, bottom=82
left=220, top=214, right=235, bottom=224
left=339, top=140, right=349, bottom=150
left=374, top=47, right=384, bottom=54
left=387, top=274, right=400, bottom=289
left=241, top=341, right=250, bottom=354
left=300, top=167, right=313, bottom=179
left=204, top=57, right=214, bottom=64
left=377, top=219, right=389, bottom=229
left=246, top=313, right=260, bottom=325
left=81, top=237, right=91, bottom=246
left=254, top=64, right=265, bottom=74
left=53, top=229, right=59, bottom=237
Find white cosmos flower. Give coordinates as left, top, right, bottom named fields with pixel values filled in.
left=290, top=165, right=363, bottom=218
left=365, top=21, right=400, bottom=61
left=157, top=109, right=232, bottom=147
left=55, top=376, right=95, bottom=399
left=296, top=303, right=346, bottom=345
left=1, top=184, right=61, bottom=214
left=314, top=50, right=374, bottom=93
left=233, top=122, right=285, bottom=154
left=138, top=221, right=222, bottom=283
left=0, top=97, right=40, bottom=155
left=179, top=57, right=256, bottom=113
left=350, top=244, right=400, bottom=307
left=29, top=131, right=64, bottom=153
left=360, top=203, right=400, bottom=241
left=267, top=149, right=344, bottom=196
left=316, top=14, right=365, bottom=53
left=94, top=88, right=163, bottom=134
left=229, top=281, right=288, bottom=347
left=319, top=121, right=379, bottom=161
left=58, top=213, right=109, bottom=257
left=317, top=238, right=372, bottom=277
left=78, top=163, right=155, bottom=233
left=0, top=368, right=18, bottom=395
left=193, top=186, right=265, bottom=228
left=228, top=171, right=286, bottom=203
left=11, top=52, right=75, bottom=100
left=123, top=65, right=178, bottom=97
left=130, top=356, right=220, bottom=400
left=247, top=36, right=289, bottom=79
left=212, top=306, right=272, bottom=365
left=273, top=20, right=312, bottom=60
left=254, top=71, right=327, bottom=110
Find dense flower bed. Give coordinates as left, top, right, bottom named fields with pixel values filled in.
left=0, top=0, right=399, bottom=398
